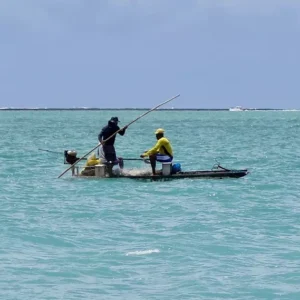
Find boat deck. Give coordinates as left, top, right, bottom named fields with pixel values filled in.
left=122, top=169, right=248, bottom=181
left=74, top=169, right=248, bottom=181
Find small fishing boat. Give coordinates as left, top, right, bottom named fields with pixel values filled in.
left=72, top=166, right=248, bottom=181
left=56, top=95, right=249, bottom=181
left=64, top=151, right=248, bottom=181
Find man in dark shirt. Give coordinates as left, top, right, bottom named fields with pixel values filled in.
left=98, top=117, right=127, bottom=163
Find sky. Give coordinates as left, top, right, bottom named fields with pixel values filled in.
left=1, top=0, right=300, bottom=109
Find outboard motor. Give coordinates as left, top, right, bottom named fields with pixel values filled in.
left=64, top=150, right=80, bottom=165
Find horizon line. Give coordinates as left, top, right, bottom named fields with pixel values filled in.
left=0, top=107, right=296, bottom=111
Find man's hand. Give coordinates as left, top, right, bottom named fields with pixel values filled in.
left=140, top=154, right=145, bottom=158
left=123, top=125, right=128, bottom=130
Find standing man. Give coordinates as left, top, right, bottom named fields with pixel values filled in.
left=98, top=117, right=127, bottom=163
left=140, top=128, right=173, bottom=175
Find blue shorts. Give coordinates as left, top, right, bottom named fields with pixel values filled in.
left=156, top=153, right=173, bottom=163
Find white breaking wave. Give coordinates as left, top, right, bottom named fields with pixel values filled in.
left=126, top=249, right=160, bottom=256
left=282, top=109, right=300, bottom=111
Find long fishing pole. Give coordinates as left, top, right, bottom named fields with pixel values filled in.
left=39, top=148, right=143, bottom=161
left=38, top=148, right=62, bottom=154
left=57, top=94, right=180, bottom=178
left=122, top=158, right=144, bottom=161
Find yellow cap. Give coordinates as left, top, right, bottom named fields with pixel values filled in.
left=155, top=128, right=165, bottom=134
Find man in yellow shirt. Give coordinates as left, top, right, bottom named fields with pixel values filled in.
left=140, top=128, right=173, bottom=175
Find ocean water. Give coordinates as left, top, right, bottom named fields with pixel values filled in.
left=1, top=110, right=299, bottom=300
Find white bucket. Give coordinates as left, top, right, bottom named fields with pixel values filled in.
left=162, top=162, right=172, bottom=176
left=95, top=164, right=106, bottom=177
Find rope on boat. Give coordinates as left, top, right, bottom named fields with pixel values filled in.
left=211, top=158, right=230, bottom=171
left=38, top=148, right=62, bottom=155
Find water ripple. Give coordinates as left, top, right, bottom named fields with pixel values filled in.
left=1, top=111, right=300, bottom=300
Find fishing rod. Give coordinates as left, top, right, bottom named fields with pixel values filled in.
left=122, top=158, right=144, bottom=161
left=39, top=148, right=144, bottom=161
left=38, top=148, right=62, bottom=154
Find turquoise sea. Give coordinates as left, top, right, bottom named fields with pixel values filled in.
left=1, top=110, right=300, bottom=300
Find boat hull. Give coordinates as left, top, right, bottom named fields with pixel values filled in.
left=121, top=169, right=248, bottom=181
left=75, top=169, right=248, bottom=181
left=229, top=106, right=244, bottom=111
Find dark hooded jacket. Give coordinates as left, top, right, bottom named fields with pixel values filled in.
left=98, top=120, right=126, bottom=146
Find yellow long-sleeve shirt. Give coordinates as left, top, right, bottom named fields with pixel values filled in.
left=144, top=137, right=173, bottom=157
